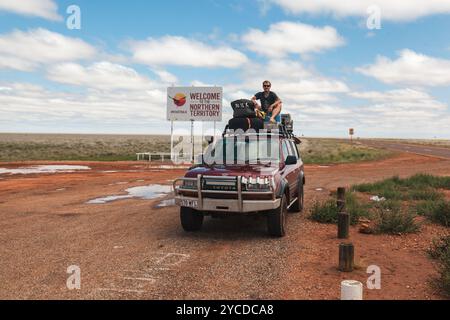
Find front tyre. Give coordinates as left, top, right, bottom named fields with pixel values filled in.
left=267, top=194, right=287, bottom=237
left=180, top=207, right=204, bottom=232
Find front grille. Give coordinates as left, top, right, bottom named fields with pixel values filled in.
left=202, top=178, right=237, bottom=191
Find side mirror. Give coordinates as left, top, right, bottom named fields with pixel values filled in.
left=285, top=155, right=297, bottom=165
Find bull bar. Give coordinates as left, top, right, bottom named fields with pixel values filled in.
left=173, top=175, right=280, bottom=213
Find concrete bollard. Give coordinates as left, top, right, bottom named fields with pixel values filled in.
left=341, top=280, right=363, bottom=300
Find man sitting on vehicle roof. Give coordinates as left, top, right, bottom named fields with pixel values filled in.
left=252, top=80, right=282, bottom=124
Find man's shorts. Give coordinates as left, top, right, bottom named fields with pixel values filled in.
left=264, top=113, right=281, bottom=123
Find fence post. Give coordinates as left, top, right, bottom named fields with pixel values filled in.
left=337, top=187, right=346, bottom=213
left=337, top=187, right=350, bottom=239
left=339, top=243, right=354, bottom=272
left=338, top=212, right=350, bottom=239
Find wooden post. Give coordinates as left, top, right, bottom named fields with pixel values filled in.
left=338, top=212, right=350, bottom=239
left=337, top=187, right=346, bottom=213
left=339, top=243, right=354, bottom=272
left=336, top=187, right=349, bottom=239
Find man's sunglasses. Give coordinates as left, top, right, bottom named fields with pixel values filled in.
left=263, top=85, right=271, bottom=88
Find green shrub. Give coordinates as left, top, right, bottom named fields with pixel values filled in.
left=407, top=188, right=444, bottom=201
left=309, top=193, right=370, bottom=225
left=309, top=200, right=338, bottom=224
left=403, top=174, right=450, bottom=190
left=372, top=204, right=420, bottom=235
left=352, top=177, right=404, bottom=200
left=428, top=236, right=450, bottom=297
left=353, top=174, right=449, bottom=202
left=416, top=200, right=450, bottom=227
left=428, top=236, right=450, bottom=260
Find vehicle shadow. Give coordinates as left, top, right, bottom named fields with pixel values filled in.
left=179, top=215, right=273, bottom=240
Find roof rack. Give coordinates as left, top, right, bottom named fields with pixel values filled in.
left=222, top=114, right=297, bottom=140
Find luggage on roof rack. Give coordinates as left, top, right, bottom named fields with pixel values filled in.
left=231, top=99, right=256, bottom=118
left=228, top=117, right=264, bottom=132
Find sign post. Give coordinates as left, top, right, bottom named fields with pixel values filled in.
left=167, top=86, right=223, bottom=163
left=349, top=128, right=355, bottom=144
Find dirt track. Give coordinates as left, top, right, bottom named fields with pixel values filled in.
left=0, top=154, right=449, bottom=300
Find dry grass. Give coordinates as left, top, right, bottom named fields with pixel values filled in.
left=299, top=138, right=393, bottom=164
left=0, top=134, right=392, bottom=163
left=0, top=133, right=171, bottom=161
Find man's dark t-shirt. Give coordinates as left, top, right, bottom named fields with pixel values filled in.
left=254, top=91, right=279, bottom=113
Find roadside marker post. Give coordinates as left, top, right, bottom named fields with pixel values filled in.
left=339, top=243, right=354, bottom=272
left=349, top=128, right=355, bottom=144
left=337, top=187, right=350, bottom=239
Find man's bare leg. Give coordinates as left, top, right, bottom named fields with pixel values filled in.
left=270, top=101, right=282, bottom=123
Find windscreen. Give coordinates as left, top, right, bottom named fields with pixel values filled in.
left=203, top=135, right=280, bottom=166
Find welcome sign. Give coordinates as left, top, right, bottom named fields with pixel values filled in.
left=167, top=87, right=223, bottom=121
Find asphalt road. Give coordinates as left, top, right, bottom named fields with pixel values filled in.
left=358, top=140, right=450, bottom=159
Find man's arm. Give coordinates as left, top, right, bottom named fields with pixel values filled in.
left=252, top=95, right=261, bottom=110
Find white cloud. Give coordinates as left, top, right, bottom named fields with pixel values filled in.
left=0, top=82, right=168, bottom=133
left=0, top=28, right=96, bottom=71
left=357, top=49, right=450, bottom=86
left=0, top=0, right=62, bottom=21
left=349, top=88, right=447, bottom=111
left=225, top=59, right=349, bottom=106
left=270, top=0, right=450, bottom=22
left=242, top=21, right=344, bottom=58
left=129, top=36, right=248, bottom=68
left=46, top=62, right=161, bottom=91
left=151, top=69, right=178, bottom=84
left=337, top=88, right=449, bottom=137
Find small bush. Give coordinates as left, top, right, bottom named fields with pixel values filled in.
left=407, top=188, right=444, bottom=201
left=353, top=177, right=404, bottom=200
left=352, top=174, right=450, bottom=201
left=428, top=236, right=450, bottom=297
left=309, top=193, right=370, bottom=225
left=372, top=204, right=420, bottom=235
left=428, top=236, right=450, bottom=260
left=403, top=174, right=450, bottom=190
left=309, top=200, right=338, bottom=224
left=417, top=200, right=450, bottom=227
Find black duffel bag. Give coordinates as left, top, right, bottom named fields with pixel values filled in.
left=228, top=117, right=264, bottom=131
left=231, top=99, right=256, bottom=118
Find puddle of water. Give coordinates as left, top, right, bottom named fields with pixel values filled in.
left=88, top=184, right=172, bottom=204
left=56, top=188, right=66, bottom=192
left=156, top=199, right=175, bottom=208
left=102, top=170, right=118, bottom=173
left=318, top=165, right=330, bottom=168
left=315, top=188, right=324, bottom=191
left=0, top=165, right=91, bottom=175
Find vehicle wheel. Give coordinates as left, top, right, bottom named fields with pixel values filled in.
left=180, top=207, right=204, bottom=232
left=267, top=194, right=287, bottom=237
left=289, top=182, right=304, bottom=213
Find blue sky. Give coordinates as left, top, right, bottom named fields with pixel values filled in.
left=0, top=0, right=450, bottom=138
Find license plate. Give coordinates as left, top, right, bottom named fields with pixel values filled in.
left=180, top=199, right=198, bottom=209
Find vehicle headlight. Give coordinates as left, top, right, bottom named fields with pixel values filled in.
left=242, top=176, right=271, bottom=191
left=182, top=179, right=197, bottom=189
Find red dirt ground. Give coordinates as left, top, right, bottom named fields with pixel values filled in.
left=0, top=154, right=449, bottom=300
